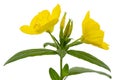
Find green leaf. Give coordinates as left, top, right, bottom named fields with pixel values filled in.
left=4, top=49, right=57, bottom=65
left=43, top=42, right=57, bottom=48
left=49, top=68, right=60, bottom=80
left=68, top=67, right=111, bottom=79
left=67, top=41, right=83, bottom=48
left=67, top=50, right=111, bottom=71
left=62, top=64, right=69, bottom=78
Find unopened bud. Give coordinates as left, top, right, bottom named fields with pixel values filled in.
left=60, top=12, right=66, bottom=29
left=64, top=19, right=73, bottom=38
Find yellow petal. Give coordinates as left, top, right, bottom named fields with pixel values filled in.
left=100, top=42, right=109, bottom=50
left=81, top=11, right=109, bottom=50
left=20, top=25, right=40, bottom=34
left=82, top=30, right=104, bottom=45
left=22, top=10, right=50, bottom=34
left=21, top=10, right=50, bottom=34
left=84, top=11, right=90, bottom=19
left=46, top=4, right=61, bottom=32
left=51, top=4, right=61, bottom=19
left=45, top=19, right=58, bottom=32
left=82, top=11, right=100, bottom=35
left=20, top=4, right=61, bottom=35
left=30, top=10, right=50, bottom=27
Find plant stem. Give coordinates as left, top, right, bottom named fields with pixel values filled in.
left=60, top=57, right=63, bottom=80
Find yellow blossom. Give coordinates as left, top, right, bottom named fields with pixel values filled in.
left=81, top=11, right=109, bottom=50
left=20, top=4, right=61, bottom=34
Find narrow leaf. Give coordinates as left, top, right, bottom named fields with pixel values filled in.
left=67, top=50, right=111, bottom=71
left=68, top=67, right=111, bottom=78
left=43, top=42, right=57, bottom=48
left=4, top=49, right=57, bottom=65
left=67, top=41, right=83, bottom=48
left=62, top=64, right=69, bottom=78
left=49, top=68, right=60, bottom=80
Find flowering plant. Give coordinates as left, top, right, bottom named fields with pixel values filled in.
left=4, top=4, right=111, bottom=80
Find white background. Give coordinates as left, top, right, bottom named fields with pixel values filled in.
left=0, top=0, right=119, bottom=80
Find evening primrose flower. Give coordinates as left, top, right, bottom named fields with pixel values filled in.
left=20, top=4, right=61, bottom=34
left=80, top=11, right=109, bottom=50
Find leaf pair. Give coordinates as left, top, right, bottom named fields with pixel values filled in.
left=62, top=64, right=111, bottom=79
left=49, top=64, right=111, bottom=80
left=49, top=64, right=69, bottom=80
left=4, top=48, right=111, bottom=79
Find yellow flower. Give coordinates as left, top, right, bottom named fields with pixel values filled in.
left=81, top=11, right=109, bottom=50
left=20, top=4, right=61, bottom=34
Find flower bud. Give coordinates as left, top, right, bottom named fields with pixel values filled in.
left=60, top=12, right=66, bottom=30
left=64, top=19, right=73, bottom=38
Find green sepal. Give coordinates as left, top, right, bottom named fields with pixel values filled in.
left=67, top=50, right=111, bottom=71
left=68, top=67, right=111, bottom=79
left=48, top=32, right=60, bottom=49
left=49, top=68, right=60, bottom=80
left=4, top=49, right=57, bottom=65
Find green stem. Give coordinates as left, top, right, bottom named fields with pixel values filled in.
left=60, top=57, right=63, bottom=80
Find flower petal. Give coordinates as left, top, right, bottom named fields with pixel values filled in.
left=20, top=25, right=39, bottom=34
left=30, top=10, right=50, bottom=27
left=51, top=4, right=61, bottom=19
left=81, top=11, right=109, bottom=50
left=82, top=11, right=100, bottom=35
left=100, top=42, right=109, bottom=50
left=20, top=4, right=61, bottom=35
left=45, top=19, right=58, bottom=32
left=46, top=4, right=61, bottom=32
left=82, top=30, right=104, bottom=45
